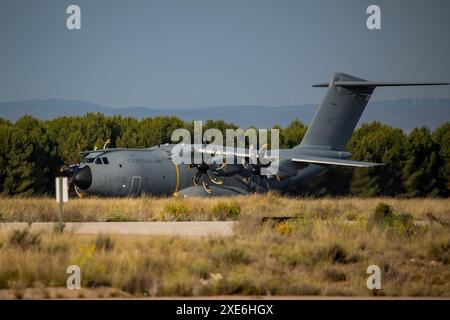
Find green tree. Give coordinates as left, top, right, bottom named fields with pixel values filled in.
left=0, top=113, right=448, bottom=197
left=1, top=125, right=34, bottom=195
left=279, top=119, right=307, bottom=148
left=402, top=127, right=440, bottom=197
left=116, top=117, right=140, bottom=148
left=0, top=119, right=13, bottom=192
left=347, top=122, right=406, bottom=196
left=432, top=123, right=450, bottom=196
left=138, top=116, right=187, bottom=147
left=16, top=116, right=61, bottom=194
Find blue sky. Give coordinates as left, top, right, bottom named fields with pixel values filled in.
left=1, top=0, right=449, bottom=108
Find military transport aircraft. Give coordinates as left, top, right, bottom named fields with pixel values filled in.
left=59, top=72, right=449, bottom=197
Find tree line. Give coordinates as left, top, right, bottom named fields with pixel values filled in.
left=0, top=113, right=448, bottom=197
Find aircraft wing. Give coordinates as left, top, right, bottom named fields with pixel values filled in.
left=194, top=145, right=383, bottom=167
left=194, top=145, right=278, bottom=161
left=291, top=155, right=383, bottom=167
left=312, top=81, right=450, bottom=88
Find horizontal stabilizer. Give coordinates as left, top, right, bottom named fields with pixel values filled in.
left=292, top=155, right=384, bottom=168
left=313, top=81, right=450, bottom=88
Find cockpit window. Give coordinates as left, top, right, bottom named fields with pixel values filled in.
left=102, top=157, right=109, bottom=164
left=95, top=158, right=102, bottom=165
left=83, top=158, right=95, bottom=163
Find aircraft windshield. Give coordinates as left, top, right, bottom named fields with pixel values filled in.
left=82, top=157, right=95, bottom=163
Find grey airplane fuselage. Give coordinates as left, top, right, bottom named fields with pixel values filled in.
left=76, top=144, right=329, bottom=196
left=80, top=145, right=194, bottom=196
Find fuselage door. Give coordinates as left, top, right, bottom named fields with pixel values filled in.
left=129, top=176, right=141, bottom=196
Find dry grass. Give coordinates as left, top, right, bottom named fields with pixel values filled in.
left=0, top=194, right=448, bottom=222
left=0, top=195, right=448, bottom=298
left=0, top=206, right=449, bottom=298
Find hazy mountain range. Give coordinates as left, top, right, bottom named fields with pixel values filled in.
left=0, top=98, right=449, bottom=131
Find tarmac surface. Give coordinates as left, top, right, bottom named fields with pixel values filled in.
left=0, top=221, right=237, bottom=237
left=0, top=219, right=438, bottom=237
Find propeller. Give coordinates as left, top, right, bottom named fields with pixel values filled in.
left=191, top=161, right=225, bottom=194
left=57, top=138, right=111, bottom=197
left=241, top=144, right=273, bottom=173
left=189, top=143, right=277, bottom=194
left=59, top=147, right=81, bottom=183
left=57, top=163, right=85, bottom=196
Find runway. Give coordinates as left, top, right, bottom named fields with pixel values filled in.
left=0, top=218, right=439, bottom=237
left=0, top=221, right=237, bottom=237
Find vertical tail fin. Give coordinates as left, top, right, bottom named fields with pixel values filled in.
left=299, top=72, right=449, bottom=151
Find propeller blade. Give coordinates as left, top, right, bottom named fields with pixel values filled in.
left=249, top=144, right=257, bottom=164
left=216, top=162, right=227, bottom=171
left=241, top=157, right=249, bottom=169
left=74, top=185, right=85, bottom=198
left=202, top=180, right=212, bottom=194
left=59, top=165, right=67, bottom=175
left=207, top=170, right=224, bottom=185
left=193, top=171, right=202, bottom=186
left=64, top=150, right=79, bottom=165
left=103, top=138, right=111, bottom=149
left=258, top=144, right=268, bottom=162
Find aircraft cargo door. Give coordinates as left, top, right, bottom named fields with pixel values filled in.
left=129, top=176, right=141, bottom=196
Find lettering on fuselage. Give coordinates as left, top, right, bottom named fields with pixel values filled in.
left=127, top=158, right=160, bottom=164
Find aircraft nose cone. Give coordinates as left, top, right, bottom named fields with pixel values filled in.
left=72, top=166, right=92, bottom=190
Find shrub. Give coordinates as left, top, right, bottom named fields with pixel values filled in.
left=323, top=268, right=347, bottom=282
left=429, top=240, right=450, bottom=264
left=120, top=273, right=151, bottom=295
left=370, top=203, right=395, bottom=227
left=212, top=202, right=241, bottom=220
left=53, top=222, right=65, bottom=233
left=45, top=242, right=69, bottom=254
left=64, top=210, right=84, bottom=222
left=164, top=201, right=191, bottom=221
left=8, top=229, right=41, bottom=250
left=189, top=259, right=214, bottom=279
left=326, top=244, right=349, bottom=264
left=370, top=203, right=421, bottom=237
left=345, top=212, right=358, bottom=221
left=314, top=244, right=357, bottom=264
left=275, top=221, right=293, bottom=236
left=215, top=246, right=252, bottom=265
left=105, top=208, right=132, bottom=222
left=0, top=207, right=11, bottom=222
left=95, top=234, right=115, bottom=251
left=279, top=251, right=305, bottom=267
left=160, top=271, right=195, bottom=296
left=289, top=282, right=321, bottom=296
left=393, top=213, right=416, bottom=236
